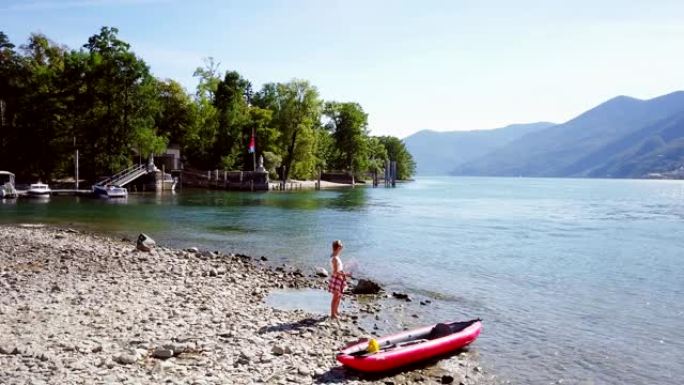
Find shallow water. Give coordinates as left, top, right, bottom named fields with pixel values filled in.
left=265, top=288, right=331, bottom=315
left=1, top=177, right=683, bottom=384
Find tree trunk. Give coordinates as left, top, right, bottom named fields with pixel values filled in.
left=283, top=128, right=298, bottom=182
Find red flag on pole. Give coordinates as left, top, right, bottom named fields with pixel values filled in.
left=248, top=133, right=255, bottom=154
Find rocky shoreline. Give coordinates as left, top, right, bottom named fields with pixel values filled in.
left=0, top=225, right=499, bottom=385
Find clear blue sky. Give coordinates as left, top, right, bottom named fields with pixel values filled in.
left=2, top=0, right=684, bottom=138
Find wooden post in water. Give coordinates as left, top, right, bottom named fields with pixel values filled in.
left=391, top=161, right=397, bottom=187
left=384, top=160, right=390, bottom=187
left=281, top=166, right=286, bottom=190
left=75, top=149, right=79, bottom=190
left=73, top=136, right=79, bottom=190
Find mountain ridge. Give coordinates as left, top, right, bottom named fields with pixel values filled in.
left=404, top=90, right=684, bottom=178
left=404, top=122, right=555, bottom=175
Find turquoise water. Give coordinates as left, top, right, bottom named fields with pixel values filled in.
left=2, top=177, right=683, bottom=384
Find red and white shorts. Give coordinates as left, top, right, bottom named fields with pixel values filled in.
left=328, top=272, right=347, bottom=295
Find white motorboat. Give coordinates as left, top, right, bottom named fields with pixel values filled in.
left=0, top=171, right=18, bottom=199
left=92, top=184, right=128, bottom=198
left=27, top=182, right=51, bottom=197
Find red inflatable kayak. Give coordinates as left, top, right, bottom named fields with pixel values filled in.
left=337, top=319, right=482, bottom=373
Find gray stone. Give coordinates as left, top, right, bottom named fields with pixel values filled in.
left=236, top=350, right=253, bottom=365
left=113, top=353, right=137, bottom=365
left=152, top=348, right=174, bottom=359
left=271, top=345, right=289, bottom=356
left=136, top=233, right=156, bottom=252
left=0, top=345, right=20, bottom=355
left=163, top=342, right=189, bottom=355
left=315, top=267, right=329, bottom=277
left=297, top=366, right=310, bottom=376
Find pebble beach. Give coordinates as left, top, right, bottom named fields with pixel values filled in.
left=0, top=225, right=498, bottom=385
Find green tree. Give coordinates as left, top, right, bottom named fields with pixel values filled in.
left=313, top=127, right=334, bottom=172
left=245, top=106, right=279, bottom=171
left=185, top=63, right=256, bottom=171
left=0, top=31, right=30, bottom=176
left=0, top=31, right=17, bottom=168
left=377, top=136, right=416, bottom=180
left=253, top=80, right=322, bottom=180
left=366, top=136, right=389, bottom=175
left=193, top=57, right=220, bottom=100
left=324, top=101, right=369, bottom=177
left=82, top=26, right=166, bottom=176
left=17, top=33, right=70, bottom=180
left=213, top=70, right=250, bottom=170
left=155, top=79, right=197, bottom=149
left=185, top=59, right=221, bottom=169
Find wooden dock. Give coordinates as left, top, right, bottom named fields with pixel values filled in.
left=16, top=189, right=93, bottom=197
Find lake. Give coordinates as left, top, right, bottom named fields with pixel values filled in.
left=1, top=177, right=683, bottom=384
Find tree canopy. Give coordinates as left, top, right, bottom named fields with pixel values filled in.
left=0, top=27, right=415, bottom=182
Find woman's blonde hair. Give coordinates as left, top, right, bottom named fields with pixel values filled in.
left=332, top=240, right=343, bottom=250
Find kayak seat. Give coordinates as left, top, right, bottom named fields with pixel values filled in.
left=429, top=323, right=452, bottom=339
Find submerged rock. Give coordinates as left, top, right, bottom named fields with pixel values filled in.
left=392, top=292, right=411, bottom=301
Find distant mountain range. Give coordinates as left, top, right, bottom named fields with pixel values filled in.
left=404, top=91, right=684, bottom=178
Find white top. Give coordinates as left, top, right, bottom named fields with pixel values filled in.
left=331, top=255, right=343, bottom=273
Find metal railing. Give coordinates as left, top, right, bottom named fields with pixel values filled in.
left=95, top=164, right=149, bottom=187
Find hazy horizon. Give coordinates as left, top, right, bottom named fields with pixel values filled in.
left=3, top=0, right=684, bottom=138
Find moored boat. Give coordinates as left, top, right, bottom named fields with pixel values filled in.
left=0, top=171, right=18, bottom=199
left=92, top=184, right=128, bottom=198
left=337, top=318, right=482, bottom=373
left=27, top=182, right=51, bottom=197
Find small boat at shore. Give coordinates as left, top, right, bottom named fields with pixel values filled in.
left=92, top=184, right=128, bottom=198
left=0, top=171, right=18, bottom=199
left=27, top=182, right=51, bottom=197
left=337, top=318, right=482, bottom=373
